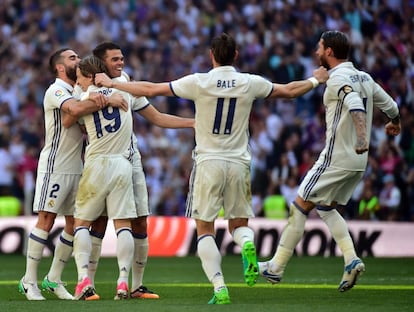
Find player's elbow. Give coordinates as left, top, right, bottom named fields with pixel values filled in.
left=62, top=115, right=78, bottom=128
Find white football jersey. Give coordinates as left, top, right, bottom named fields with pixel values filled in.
left=80, top=85, right=134, bottom=160
left=115, top=72, right=150, bottom=158
left=319, top=62, right=399, bottom=170
left=170, top=66, right=273, bottom=165
left=38, top=78, right=83, bottom=174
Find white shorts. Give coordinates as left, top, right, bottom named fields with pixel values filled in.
left=75, top=155, right=136, bottom=221
left=132, top=154, right=150, bottom=217
left=186, top=159, right=254, bottom=221
left=298, top=164, right=364, bottom=205
left=33, top=172, right=80, bottom=216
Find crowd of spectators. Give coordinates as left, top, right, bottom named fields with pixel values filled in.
left=0, top=0, right=413, bottom=221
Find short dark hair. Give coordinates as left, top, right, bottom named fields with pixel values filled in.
left=48, top=48, right=71, bottom=75
left=78, top=55, right=108, bottom=78
left=320, top=31, right=350, bottom=60
left=93, top=42, right=122, bottom=60
left=210, top=33, right=236, bottom=66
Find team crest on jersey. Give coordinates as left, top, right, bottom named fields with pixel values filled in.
left=54, top=89, right=64, bottom=98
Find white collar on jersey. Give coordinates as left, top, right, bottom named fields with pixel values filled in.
left=55, top=78, right=74, bottom=94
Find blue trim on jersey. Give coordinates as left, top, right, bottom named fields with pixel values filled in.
left=265, top=85, right=274, bottom=98
left=302, top=99, right=344, bottom=200
left=349, top=109, right=365, bottom=112
left=133, top=102, right=150, bottom=113
left=169, top=82, right=178, bottom=97
left=127, top=135, right=134, bottom=162
left=38, top=173, right=51, bottom=211
left=47, top=109, right=62, bottom=174
left=185, top=160, right=196, bottom=218
left=38, top=109, right=62, bottom=211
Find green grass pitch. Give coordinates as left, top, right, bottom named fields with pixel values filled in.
left=1, top=255, right=413, bottom=312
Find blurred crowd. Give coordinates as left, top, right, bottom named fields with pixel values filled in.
left=0, top=0, right=413, bottom=221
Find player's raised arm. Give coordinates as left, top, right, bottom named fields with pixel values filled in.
left=138, top=104, right=195, bottom=129
left=95, top=73, right=173, bottom=97
left=269, top=66, right=329, bottom=98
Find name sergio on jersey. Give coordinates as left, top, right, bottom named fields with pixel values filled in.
left=349, top=74, right=370, bottom=83
left=217, top=79, right=236, bottom=88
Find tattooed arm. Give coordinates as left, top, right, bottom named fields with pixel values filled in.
left=350, top=110, right=369, bottom=154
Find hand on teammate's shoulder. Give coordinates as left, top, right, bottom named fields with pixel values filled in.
left=313, top=66, right=329, bottom=84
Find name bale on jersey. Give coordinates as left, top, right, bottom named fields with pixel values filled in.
left=217, top=79, right=236, bottom=88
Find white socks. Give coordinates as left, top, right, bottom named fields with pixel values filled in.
left=232, top=226, right=254, bottom=247
left=270, top=203, right=307, bottom=275
left=317, top=209, right=357, bottom=264
left=47, top=230, right=73, bottom=282
left=24, top=227, right=48, bottom=282
left=197, top=235, right=226, bottom=292
left=131, top=234, right=148, bottom=291
left=116, top=228, right=134, bottom=285
left=73, top=227, right=91, bottom=281
left=88, top=234, right=103, bottom=286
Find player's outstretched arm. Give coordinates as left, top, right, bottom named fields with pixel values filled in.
left=95, top=73, right=173, bottom=98
left=269, top=66, right=329, bottom=98
left=139, top=104, right=195, bottom=129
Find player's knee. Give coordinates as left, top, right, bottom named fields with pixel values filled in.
left=35, top=212, right=57, bottom=232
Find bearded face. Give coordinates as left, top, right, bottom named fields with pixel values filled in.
left=319, top=53, right=330, bottom=70
left=65, top=63, right=77, bottom=82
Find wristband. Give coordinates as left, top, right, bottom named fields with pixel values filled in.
left=307, top=77, right=319, bottom=88
left=80, top=91, right=89, bottom=101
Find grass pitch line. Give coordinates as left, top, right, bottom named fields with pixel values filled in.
left=124, top=282, right=414, bottom=290
left=2, top=280, right=413, bottom=290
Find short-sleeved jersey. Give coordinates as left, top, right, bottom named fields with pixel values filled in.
left=320, top=62, right=399, bottom=171
left=38, top=78, right=83, bottom=174
left=116, top=72, right=150, bottom=158
left=170, top=66, right=273, bottom=165
left=80, top=85, right=134, bottom=160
